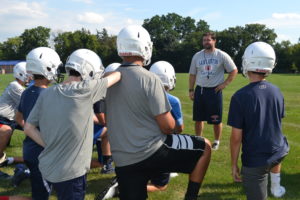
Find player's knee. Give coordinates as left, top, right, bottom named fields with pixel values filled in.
left=0, top=126, right=12, bottom=136
left=204, top=138, right=212, bottom=155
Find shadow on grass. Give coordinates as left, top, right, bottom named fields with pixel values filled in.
left=199, top=182, right=244, bottom=200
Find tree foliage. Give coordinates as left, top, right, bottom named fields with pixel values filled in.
left=0, top=14, right=299, bottom=73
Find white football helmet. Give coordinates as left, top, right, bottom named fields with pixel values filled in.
left=26, top=47, right=63, bottom=81
left=150, top=61, right=176, bottom=90
left=65, top=49, right=104, bottom=80
left=117, top=25, right=153, bottom=66
left=13, top=61, right=28, bottom=82
left=105, top=63, right=121, bottom=73
left=242, top=41, right=276, bottom=77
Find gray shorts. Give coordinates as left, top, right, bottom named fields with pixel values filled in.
left=241, top=166, right=269, bottom=200
left=241, top=158, right=285, bottom=200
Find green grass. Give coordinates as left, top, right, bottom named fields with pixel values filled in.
left=0, top=73, right=299, bottom=200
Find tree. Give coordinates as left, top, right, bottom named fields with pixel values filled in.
left=0, top=37, right=22, bottom=60
left=19, top=26, right=51, bottom=58
left=54, top=28, right=99, bottom=63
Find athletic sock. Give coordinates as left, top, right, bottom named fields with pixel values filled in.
left=214, top=140, right=220, bottom=145
left=184, top=181, right=202, bottom=200
left=270, top=172, right=281, bottom=188
left=103, top=155, right=113, bottom=165
left=96, top=140, right=103, bottom=163
left=0, top=196, right=9, bottom=200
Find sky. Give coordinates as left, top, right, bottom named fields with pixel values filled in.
left=1, top=0, right=300, bottom=43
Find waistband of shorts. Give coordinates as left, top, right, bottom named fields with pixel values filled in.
left=196, top=85, right=217, bottom=89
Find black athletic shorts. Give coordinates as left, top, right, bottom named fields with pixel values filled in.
left=0, top=116, right=22, bottom=130
left=193, top=85, right=222, bottom=124
left=115, top=134, right=206, bottom=200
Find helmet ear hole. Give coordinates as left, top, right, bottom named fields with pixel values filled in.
left=89, top=71, right=93, bottom=78
left=47, top=67, right=51, bottom=72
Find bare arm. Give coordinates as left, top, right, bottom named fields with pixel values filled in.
left=189, top=74, right=196, bottom=100
left=215, top=69, right=238, bottom=92
left=24, top=123, right=45, bottom=147
left=155, top=111, right=175, bottom=134
left=174, top=124, right=184, bottom=134
left=106, top=71, right=121, bottom=88
left=95, top=113, right=106, bottom=126
left=230, top=127, right=243, bottom=182
left=15, top=111, right=24, bottom=128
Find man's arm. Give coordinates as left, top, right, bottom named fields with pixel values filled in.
left=15, top=111, right=24, bottom=128
left=189, top=74, right=196, bottom=100
left=230, top=127, right=242, bottom=182
left=105, top=71, right=121, bottom=88
left=155, top=111, right=175, bottom=134
left=215, top=69, right=238, bottom=92
left=24, top=123, right=45, bottom=147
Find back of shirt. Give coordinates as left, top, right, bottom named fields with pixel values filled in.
left=27, top=78, right=107, bottom=182
left=228, top=81, right=289, bottom=167
left=0, top=81, right=24, bottom=120
left=106, top=65, right=171, bottom=167
left=18, top=85, right=46, bottom=162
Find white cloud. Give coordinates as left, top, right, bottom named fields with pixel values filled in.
left=0, top=1, right=47, bottom=18
left=77, top=12, right=104, bottom=24
left=254, top=12, right=300, bottom=43
left=187, top=7, right=206, bottom=17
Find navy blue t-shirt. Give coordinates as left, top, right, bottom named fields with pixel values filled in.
left=18, top=85, right=46, bottom=163
left=228, top=81, right=289, bottom=168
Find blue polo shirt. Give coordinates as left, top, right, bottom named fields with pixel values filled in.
left=228, top=81, right=289, bottom=168
left=18, top=85, right=46, bottom=163
left=167, top=93, right=183, bottom=126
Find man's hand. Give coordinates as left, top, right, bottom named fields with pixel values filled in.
left=232, top=165, right=242, bottom=183
left=215, top=82, right=227, bottom=92
left=189, top=91, right=194, bottom=101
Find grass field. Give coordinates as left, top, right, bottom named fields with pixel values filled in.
left=0, top=73, right=299, bottom=200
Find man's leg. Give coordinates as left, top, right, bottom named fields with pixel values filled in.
left=185, top=139, right=211, bottom=200
left=0, top=125, right=12, bottom=164
left=195, top=121, right=204, bottom=137
left=116, top=166, right=149, bottom=200
left=25, top=160, right=51, bottom=200
left=212, top=123, right=222, bottom=150
left=241, top=166, right=269, bottom=200
left=100, top=128, right=114, bottom=174
left=270, top=163, right=286, bottom=197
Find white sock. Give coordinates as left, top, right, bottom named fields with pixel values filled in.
left=214, top=140, right=220, bottom=145
left=270, top=172, right=281, bottom=188
left=7, top=157, right=14, bottom=165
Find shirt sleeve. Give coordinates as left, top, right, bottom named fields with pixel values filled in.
left=26, top=93, right=43, bottom=127
left=222, top=52, right=237, bottom=73
left=90, top=78, right=108, bottom=103
left=189, top=53, right=198, bottom=75
left=146, top=77, right=171, bottom=117
left=8, top=83, right=24, bottom=105
left=170, top=97, right=183, bottom=126
left=227, top=95, right=244, bottom=129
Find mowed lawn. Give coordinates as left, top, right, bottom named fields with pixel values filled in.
left=0, top=73, right=299, bottom=200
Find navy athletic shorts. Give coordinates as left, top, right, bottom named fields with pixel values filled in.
left=115, top=134, right=206, bottom=200
left=193, top=85, right=222, bottom=124
left=49, top=175, right=86, bottom=200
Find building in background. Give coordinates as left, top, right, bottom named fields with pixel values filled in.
left=0, top=61, right=25, bottom=74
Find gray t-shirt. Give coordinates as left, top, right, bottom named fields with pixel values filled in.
left=105, top=65, right=171, bottom=167
left=189, top=48, right=237, bottom=87
left=0, top=81, right=24, bottom=120
left=27, top=78, right=108, bottom=182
